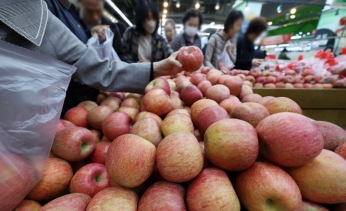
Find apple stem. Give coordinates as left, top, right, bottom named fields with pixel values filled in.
left=94, top=174, right=101, bottom=182
left=266, top=198, right=274, bottom=205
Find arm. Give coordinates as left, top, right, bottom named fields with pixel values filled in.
left=170, top=34, right=181, bottom=51
left=204, top=36, right=217, bottom=69
left=229, top=36, right=237, bottom=63
left=121, top=27, right=136, bottom=63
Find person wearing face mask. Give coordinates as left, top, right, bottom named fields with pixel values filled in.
left=164, top=19, right=176, bottom=44
left=122, top=0, right=173, bottom=63
left=204, top=10, right=244, bottom=70
left=171, top=9, right=204, bottom=51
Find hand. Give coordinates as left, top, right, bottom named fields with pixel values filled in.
left=153, top=51, right=183, bottom=78
left=138, top=60, right=150, bottom=63
left=91, top=25, right=109, bottom=36
left=252, top=59, right=262, bottom=67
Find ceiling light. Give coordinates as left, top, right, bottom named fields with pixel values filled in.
left=215, top=2, right=220, bottom=10
left=176, top=1, right=180, bottom=8
left=162, top=14, right=166, bottom=18
left=307, top=32, right=310, bottom=35
left=105, top=0, right=132, bottom=26
left=277, top=4, right=282, bottom=13
left=290, top=8, right=296, bottom=14
left=268, top=21, right=273, bottom=25
left=195, top=1, right=200, bottom=9
left=210, top=22, right=215, bottom=25
left=245, top=1, right=249, bottom=11
left=163, top=1, right=168, bottom=7
left=163, top=9, right=167, bottom=14
left=290, top=15, right=295, bottom=19
left=299, top=32, right=302, bottom=34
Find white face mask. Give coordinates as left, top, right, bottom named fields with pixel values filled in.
left=144, top=20, right=156, bottom=34
left=185, top=25, right=198, bottom=37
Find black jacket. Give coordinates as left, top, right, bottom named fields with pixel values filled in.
left=234, top=35, right=255, bottom=70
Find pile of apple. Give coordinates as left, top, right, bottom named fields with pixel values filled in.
left=9, top=64, right=346, bottom=211
left=225, top=68, right=337, bottom=89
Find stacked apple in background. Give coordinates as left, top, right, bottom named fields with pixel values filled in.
left=10, top=47, right=346, bottom=211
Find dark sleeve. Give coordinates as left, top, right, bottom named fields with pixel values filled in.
left=162, top=38, right=173, bottom=59
left=234, top=37, right=252, bottom=70
left=171, top=34, right=181, bottom=51
left=121, top=27, right=136, bottom=63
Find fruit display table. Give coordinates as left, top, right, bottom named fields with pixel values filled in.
left=253, top=88, right=346, bottom=129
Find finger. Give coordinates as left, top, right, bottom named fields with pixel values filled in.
left=171, top=58, right=182, bottom=68
left=170, top=50, right=181, bottom=59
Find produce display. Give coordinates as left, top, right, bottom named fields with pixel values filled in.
left=7, top=47, right=346, bottom=211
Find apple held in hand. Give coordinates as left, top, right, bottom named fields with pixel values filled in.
left=177, top=46, right=203, bottom=72
left=187, top=168, right=240, bottom=211
left=236, top=162, right=302, bottom=211
left=40, top=193, right=91, bottom=211
left=52, top=127, right=96, bottom=161
left=106, top=134, right=156, bottom=188
left=27, top=158, right=73, bottom=202
left=256, top=112, right=323, bottom=167
left=70, top=163, right=110, bottom=197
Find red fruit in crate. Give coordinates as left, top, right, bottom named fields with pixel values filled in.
left=177, top=46, right=203, bottom=72
left=65, top=107, right=89, bottom=128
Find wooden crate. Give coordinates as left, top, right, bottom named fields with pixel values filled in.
left=253, top=89, right=346, bottom=129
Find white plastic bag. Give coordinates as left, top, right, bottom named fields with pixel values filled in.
left=87, top=28, right=120, bottom=61
left=0, top=41, right=75, bottom=211
left=218, top=45, right=234, bottom=70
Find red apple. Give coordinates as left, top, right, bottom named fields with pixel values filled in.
left=145, top=78, right=171, bottom=95
left=249, top=69, right=262, bottom=77
left=138, top=181, right=186, bottom=211
left=166, top=108, right=190, bottom=117
left=27, top=158, right=73, bottom=201
left=52, top=127, right=96, bottom=161
left=276, top=75, right=286, bottom=83
left=170, top=91, right=183, bottom=109
left=90, top=129, right=102, bottom=143
left=304, top=75, right=316, bottom=84
left=275, top=82, right=285, bottom=88
left=197, top=80, right=212, bottom=96
left=313, top=84, right=323, bottom=89
left=56, top=119, right=76, bottom=135
left=0, top=155, right=36, bottom=211
left=314, top=121, right=346, bottom=150
left=256, top=76, right=267, bottom=84
left=264, top=83, right=276, bottom=88
left=285, top=70, right=296, bottom=75
left=285, top=75, right=295, bottom=83
left=88, top=142, right=111, bottom=164
left=266, top=76, right=276, bottom=84
left=65, top=107, right=89, bottom=128
left=187, top=168, right=240, bottom=211
left=264, top=97, right=302, bottom=114
left=142, top=89, right=173, bottom=116
left=130, top=117, right=162, bottom=147
left=121, top=98, right=140, bottom=109
left=177, top=46, right=203, bottom=72
left=201, top=66, right=211, bottom=74
left=314, top=75, right=324, bottom=83
left=118, top=107, right=139, bottom=121
left=77, top=101, right=98, bottom=111
left=135, top=111, right=162, bottom=126
left=100, top=96, right=122, bottom=111
left=217, top=75, right=232, bottom=84
left=242, top=80, right=253, bottom=87
left=102, top=112, right=133, bottom=141
left=287, top=150, right=346, bottom=204
left=109, top=92, right=125, bottom=100
left=236, top=162, right=302, bottom=211
left=241, top=93, right=262, bottom=103
left=106, top=134, right=156, bottom=188
left=322, top=84, right=333, bottom=89
left=191, top=99, right=218, bottom=125
left=231, top=102, right=270, bottom=127
left=285, top=83, right=294, bottom=88
left=87, top=106, right=113, bottom=130
left=196, top=105, right=230, bottom=136
left=190, top=73, right=206, bottom=85
left=257, top=96, right=275, bottom=105
left=40, top=193, right=91, bottom=211
left=239, top=85, right=253, bottom=99
left=224, top=76, right=243, bottom=96
left=125, top=93, right=142, bottom=103
left=161, top=113, right=194, bottom=136
left=86, top=187, right=137, bottom=210
left=176, top=79, right=192, bottom=93
left=254, top=83, right=264, bottom=88
left=219, top=97, right=241, bottom=115
left=205, top=85, right=231, bottom=103
left=299, top=200, right=329, bottom=211
left=335, top=142, right=346, bottom=160
left=294, top=83, right=304, bottom=88
left=256, top=112, right=324, bottom=167
left=245, top=75, right=255, bottom=84
left=207, top=73, right=222, bottom=85
left=156, top=131, right=203, bottom=183
left=96, top=93, right=108, bottom=105
left=13, top=199, right=41, bottom=211
left=198, top=141, right=212, bottom=167
left=294, top=75, right=304, bottom=84
left=207, top=69, right=222, bottom=76
left=167, top=79, right=176, bottom=91
left=262, top=70, right=270, bottom=76
left=180, top=85, right=203, bottom=106
left=205, top=119, right=259, bottom=171
left=70, top=163, right=110, bottom=197
left=304, top=83, right=314, bottom=88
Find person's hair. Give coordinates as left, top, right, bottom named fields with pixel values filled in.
left=282, top=47, right=288, bottom=52
left=223, top=10, right=244, bottom=33
left=182, top=9, right=203, bottom=29
left=164, top=19, right=176, bottom=30
left=324, top=45, right=334, bottom=52
left=135, top=0, right=159, bottom=35
left=246, top=17, right=268, bottom=35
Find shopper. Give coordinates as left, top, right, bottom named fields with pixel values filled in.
left=234, top=17, right=268, bottom=70
left=254, top=45, right=266, bottom=59
left=0, top=0, right=183, bottom=95
left=122, top=0, right=172, bottom=63
left=164, top=19, right=176, bottom=44
left=171, top=9, right=203, bottom=51
left=204, top=10, right=244, bottom=69
left=278, top=48, right=291, bottom=60
left=78, top=0, right=124, bottom=59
